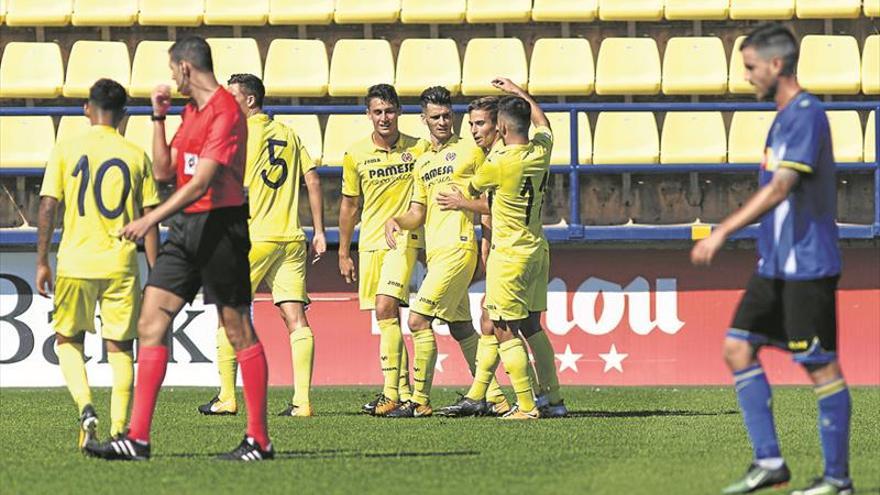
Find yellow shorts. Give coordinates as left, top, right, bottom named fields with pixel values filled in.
left=52, top=275, right=140, bottom=341
left=411, top=247, right=477, bottom=323
left=250, top=240, right=309, bottom=305
left=358, top=246, right=419, bottom=310
left=484, top=247, right=549, bottom=321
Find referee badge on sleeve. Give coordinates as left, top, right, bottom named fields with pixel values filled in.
left=184, top=153, right=199, bottom=175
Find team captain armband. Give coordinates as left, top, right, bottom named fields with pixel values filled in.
left=777, top=160, right=814, bottom=174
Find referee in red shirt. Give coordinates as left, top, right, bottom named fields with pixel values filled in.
left=85, top=36, right=273, bottom=461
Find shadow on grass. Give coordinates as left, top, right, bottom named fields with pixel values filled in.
left=566, top=409, right=739, bottom=418
left=163, top=449, right=481, bottom=460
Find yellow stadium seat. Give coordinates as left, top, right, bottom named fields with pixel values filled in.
left=0, top=116, right=55, bottom=168
left=461, top=38, right=528, bottom=96
left=598, top=0, right=663, bottom=21
left=123, top=115, right=182, bottom=160
left=322, top=115, right=374, bottom=166
left=72, top=0, right=137, bottom=26
left=728, top=36, right=754, bottom=94
left=5, top=0, right=71, bottom=26
left=328, top=40, right=394, bottom=97
left=272, top=114, right=324, bottom=165
left=662, top=37, right=727, bottom=95
left=0, top=42, right=64, bottom=98
left=264, top=39, right=328, bottom=97
left=204, top=0, right=268, bottom=25
left=664, top=0, right=728, bottom=20
left=63, top=41, right=131, bottom=98
left=865, top=112, right=876, bottom=163
left=130, top=41, right=182, bottom=99
left=728, top=111, right=775, bottom=163
left=529, top=38, right=594, bottom=96
left=595, top=38, right=661, bottom=95
left=863, top=35, right=880, bottom=95
left=532, top=0, right=598, bottom=22
left=56, top=116, right=91, bottom=144
left=866, top=0, right=880, bottom=17
left=334, top=0, right=400, bottom=23
left=798, top=36, right=861, bottom=95
left=466, top=0, right=531, bottom=23
left=729, top=0, right=794, bottom=19
left=660, top=112, right=726, bottom=164
left=537, top=112, right=591, bottom=165
left=401, top=0, right=465, bottom=23
left=397, top=114, right=431, bottom=141
left=269, top=0, right=334, bottom=24
left=593, top=112, right=659, bottom=164
left=796, top=0, right=860, bottom=19
left=396, top=39, right=461, bottom=97
left=826, top=111, right=863, bottom=163
left=138, top=0, right=203, bottom=26
left=206, top=38, right=262, bottom=89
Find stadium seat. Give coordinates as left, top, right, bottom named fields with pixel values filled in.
left=400, top=0, right=466, bottom=23
left=322, top=115, right=374, bottom=166
left=598, top=0, right=663, bottom=21
left=328, top=39, right=394, bottom=97
left=72, top=0, right=137, bottom=26
left=798, top=36, right=861, bottom=95
left=866, top=112, right=876, bottom=163
left=63, top=41, right=131, bottom=98
left=397, top=114, right=431, bottom=141
left=664, top=0, right=728, bottom=20
left=728, top=36, right=754, bottom=94
left=0, top=42, right=64, bottom=98
left=728, top=111, right=775, bottom=163
left=662, top=37, right=727, bottom=95
left=204, top=0, right=268, bottom=25
left=123, top=115, right=182, bottom=160
left=531, top=0, right=598, bottom=22
left=56, top=116, right=91, bottom=143
left=272, top=114, right=324, bottom=165
left=826, top=111, right=863, bottom=163
left=205, top=38, right=262, bottom=89
left=461, top=38, right=528, bottom=96
left=729, top=0, right=794, bottom=19
left=660, top=112, right=726, bottom=164
left=138, top=0, right=203, bottom=26
left=264, top=39, right=329, bottom=97
left=130, top=41, right=181, bottom=99
left=334, top=0, right=400, bottom=24
left=0, top=0, right=5, bottom=23
left=592, top=112, right=659, bottom=164
left=866, top=0, right=880, bottom=17
left=540, top=112, right=591, bottom=165
left=5, top=0, right=71, bottom=26
left=529, top=38, right=594, bottom=96
left=863, top=35, right=880, bottom=95
left=466, top=0, right=531, bottom=23
left=795, top=0, right=860, bottom=19
left=0, top=116, right=55, bottom=168
left=595, top=38, right=661, bottom=95
left=395, top=39, right=461, bottom=96
left=269, top=0, right=334, bottom=24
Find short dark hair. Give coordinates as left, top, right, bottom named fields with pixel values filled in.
left=169, top=36, right=213, bottom=72
left=497, top=96, right=530, bottom=135
left=467, top=96, right=499, bottom=123
left=88, top=78, right=127, bottom=119
left=365, top=83, right=399, bottom=109
left=419, top=86, right=452, bottom=109
left=228, top=73, right=265, bottom=107
left=741, top=23, right=799, bottom=76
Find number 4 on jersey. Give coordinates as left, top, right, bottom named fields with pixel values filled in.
left=519, top=171, right=548, bottom=224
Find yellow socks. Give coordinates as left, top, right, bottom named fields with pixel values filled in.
left=458, top=333, right=505, bottom=404
left=527, top=331, right=562, bottom=403
left=216, top=326, right=237, bottom=404
left=399, top=342, right=413, bottom=402
left=410, top=330, right=437, bottom=405
left=499, top=339, right=536, bottom=412
left=107, top=350, right=133, bottom=437
left=377, top=318, right=403, bottom=401
left=465, top=335, right=500, bottom=401
left=56, top=341, right=92, bottom=414
left=290, top=326, right=314, bottom=407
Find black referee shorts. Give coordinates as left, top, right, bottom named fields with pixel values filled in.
left=147, top=205, right=252, bottom=307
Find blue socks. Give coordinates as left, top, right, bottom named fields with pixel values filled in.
left=733, top=365, right=782, bottom=460
left=815, top=379, right=851, bottom=481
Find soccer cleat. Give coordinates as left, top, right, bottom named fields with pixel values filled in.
left=500, top=404, right=540, bottom=420
left=486, top=397, right=512, bottom=417
left=277, top=403, right=315, bottom=417
left=362, top=393, right=383, bottom=414
left=535, top=394, right=550, bottom=409
left=385, top=401, right=433, bottom=418
left=539, top=400, right=569, bottom=418
left=83, top=435, right=150, bottom=461
left=436, top=395, right=488, bottom=417
left=78, top=404, right=99, bottom=451
left=371, top=395, right=402, bottom=416
left=198, top=396, right=237, bottom=416
left=790, top=477, right=854, bottom=495
left=217, top=436, right=275, bottom=461
left=721, top=462, right=792, bottom=494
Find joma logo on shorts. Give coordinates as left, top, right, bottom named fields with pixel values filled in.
left=418, top=297, right=436, bottom=306
left=387, top=281, right=404, bottom=288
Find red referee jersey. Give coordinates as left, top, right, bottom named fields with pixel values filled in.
left=171, top=87, right=247, bottom=213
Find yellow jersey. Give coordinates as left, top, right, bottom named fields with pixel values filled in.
left=411, top=136, right=485, bottom=254
left=342, top=132, right=429, bottom=251
left=244, top=113, right=316, bottom=242
left=469, top=126, right=552, bottom=255
left=40, top=125, right=160, bottom=279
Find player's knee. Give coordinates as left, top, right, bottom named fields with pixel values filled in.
left=448, top=323, right=475, bottom=341
left=407, top=313, right=431, bottom=332
left=279, top=303, right=308, bottom=331
left=722, top=337, right=755, bottom=370
left=375, top=302, right=398, bottom=321
left=55, top=332, right=84, bottom=345
left=104, top=339, right=133, bottom=353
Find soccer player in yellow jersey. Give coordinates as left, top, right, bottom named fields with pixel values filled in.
left=35, top=79, right=160, bottom=448
left=197, top=74, right=326, bottom=418
left=337, top=84, right=429, bottom=416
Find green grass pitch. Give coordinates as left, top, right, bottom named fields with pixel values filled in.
left=1, top=386, right=877, bottom=494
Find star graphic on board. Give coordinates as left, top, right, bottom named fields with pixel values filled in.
left=555, top=345, right=583, bottom=373
left=599, top=344, right=628, bottom=373
left=435, top=353, right=448, bottom=372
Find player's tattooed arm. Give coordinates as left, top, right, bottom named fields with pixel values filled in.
left=304, top=170, right=326, bottom=263
left=386, top=202, right=427, bottom=249
left=142, top=206, right=159, bottom=269
left=338, top=194, right=360, bottom=283
left=35, top=196, right=59, bottom=297
left=491, top=77, right=550, bottom=130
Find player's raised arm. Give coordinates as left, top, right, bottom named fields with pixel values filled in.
left=491, top=77, right=550, bottom=130
left=150, top=84, right=176, bottom=182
